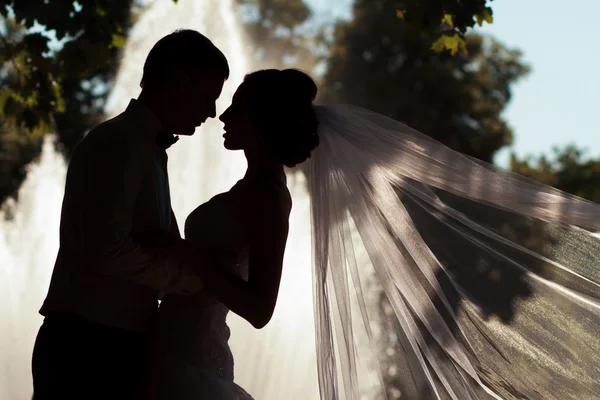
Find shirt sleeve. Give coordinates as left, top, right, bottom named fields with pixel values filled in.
left=80, top=134, right=203, bottom=295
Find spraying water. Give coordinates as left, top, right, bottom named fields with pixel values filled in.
left=0, top=0, right=319, bottom=398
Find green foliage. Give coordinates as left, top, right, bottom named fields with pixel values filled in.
left=321, top=0, right=529, bottom=162
left=0, top=120, right=44, bottom=216
left=1, top=0, right=134, bottom=133
left=511, top=146, right=600, bottom=203
left=0, top=1, right=135, bottom=206
left=396, top=0, right=495, bottom=54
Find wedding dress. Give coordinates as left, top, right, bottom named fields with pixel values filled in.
left=147, top=181, right=253, bottom=400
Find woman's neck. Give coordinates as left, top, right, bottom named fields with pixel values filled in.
left=243, top=151, right=285, bottom=183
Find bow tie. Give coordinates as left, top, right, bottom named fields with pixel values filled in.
left=156, top=132, right=179, bottom=149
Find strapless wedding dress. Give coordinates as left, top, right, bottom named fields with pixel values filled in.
left=147, top=183, right=253, bottom=400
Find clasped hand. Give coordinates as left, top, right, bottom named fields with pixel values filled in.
left=131, top=231, right=237, bottom=278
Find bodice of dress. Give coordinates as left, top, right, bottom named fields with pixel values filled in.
left=150, top=185, right=249, bottom=381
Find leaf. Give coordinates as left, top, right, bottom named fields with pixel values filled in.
left=431, top=32, right=467, bottom=56
left=110, top=34, right=126, bottom=49
left=50, top=77, right=65, bottom=113
left=441, top=13, right=454, bottom=27
left=396, top=9, right=406, bottom=19
left=475, top=7, right=493, bottom=26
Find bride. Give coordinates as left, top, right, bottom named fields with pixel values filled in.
left=144, top=69, right=310, bottom=399
left=145, top=68, right=600, bottom=400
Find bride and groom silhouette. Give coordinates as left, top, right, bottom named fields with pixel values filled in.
left=30, top=29, right=600, bottom=400
left=32, top=29, right=314, bottom=399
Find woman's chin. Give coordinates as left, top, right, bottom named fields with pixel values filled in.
left=222, top=137, right=242, bottom=151
left=223, top=141, right=239, bottom=151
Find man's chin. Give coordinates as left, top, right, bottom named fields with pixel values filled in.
left=175, top=126, right=199, bottom=136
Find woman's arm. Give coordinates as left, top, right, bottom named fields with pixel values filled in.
left=192, top=190, right=291, bottom=329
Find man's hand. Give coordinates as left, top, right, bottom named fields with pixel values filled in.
left=131, top=230, right=180, bottom=247
left=132, top=231, right=238, bottom=279
left=173, top=243, right=238, bottom=279
left=131, top=230, right=189, bottom=261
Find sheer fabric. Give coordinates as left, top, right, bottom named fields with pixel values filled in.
left=309, top=105, right=600, bottom=400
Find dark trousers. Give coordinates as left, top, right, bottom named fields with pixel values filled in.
left=32, top=313, right=147, bottom=400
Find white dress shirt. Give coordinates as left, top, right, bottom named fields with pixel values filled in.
left=40, top=99, right=203, bottom=332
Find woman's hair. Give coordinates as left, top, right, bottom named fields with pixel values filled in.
left=242, top=69, right=319, bottom=167
left=141, top=29, right=230, bottom=88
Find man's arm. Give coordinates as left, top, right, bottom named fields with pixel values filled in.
left=80, top=136, right=205, bottom=295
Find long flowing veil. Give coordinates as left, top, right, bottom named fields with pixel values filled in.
left=308, top=104, right=600, bottom=400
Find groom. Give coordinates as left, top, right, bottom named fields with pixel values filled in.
left=31, top=30, right=230, bottom=399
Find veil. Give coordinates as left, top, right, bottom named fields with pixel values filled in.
left=308, top=104, right=600, bottom=400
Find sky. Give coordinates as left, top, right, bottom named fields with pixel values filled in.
left=305, top=0, right=600, bottom=168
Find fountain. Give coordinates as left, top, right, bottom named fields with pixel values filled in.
left=0, top=138, right=67, bottom=400
left=1, top=0, right=319, bottom=398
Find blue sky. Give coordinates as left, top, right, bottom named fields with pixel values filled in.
left=306, top=0, right=600, bottom=167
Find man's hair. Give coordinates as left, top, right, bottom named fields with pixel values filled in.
left=140, top=29, right=230, bottom=88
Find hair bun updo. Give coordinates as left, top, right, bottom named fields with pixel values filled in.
left=279, top=69, right=318, bottom=104
left=243, top=69, right=320, bottom=168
